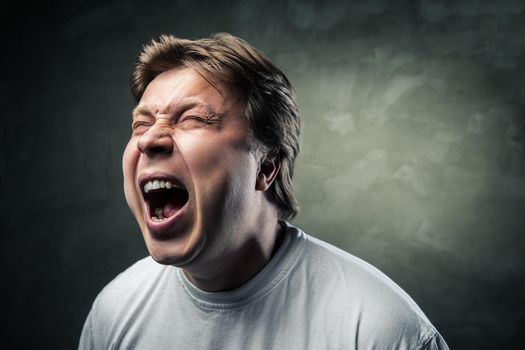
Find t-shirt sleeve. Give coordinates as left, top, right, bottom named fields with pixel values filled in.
left=78, top=308, right=96, bottom=350
left=421, top=331, right=450, bottom=350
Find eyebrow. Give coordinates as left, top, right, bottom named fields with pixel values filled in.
left=132, top=98, right=219, bottom=119
left=132, top=105, right=155, bottom=119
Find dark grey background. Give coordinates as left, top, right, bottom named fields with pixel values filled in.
left=2, top=0, right=524, bottom=349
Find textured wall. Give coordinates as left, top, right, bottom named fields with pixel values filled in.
left=2, top=1, right=524, bottom=349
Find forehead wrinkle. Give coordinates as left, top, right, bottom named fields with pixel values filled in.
left=159, top=67, right=223, bottom=106
left=164, top=80, right=222, bottom=113
left=173, top=96, right=222, bottom=116
left=134, top=68, right=235, bottom=119
left=167, top=68, right=232, bottom=112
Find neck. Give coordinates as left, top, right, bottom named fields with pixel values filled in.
left=183, top=213, right=286, bottom=292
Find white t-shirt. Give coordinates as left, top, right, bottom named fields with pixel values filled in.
left=79, top=224, right=449, bottom=349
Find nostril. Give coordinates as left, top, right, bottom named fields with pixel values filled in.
left=148, top=145, right=170, bottom=155
left=138, top=132, right=174, bottom=156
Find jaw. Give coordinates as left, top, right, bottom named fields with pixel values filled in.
left=140, top=183, right=224, bottom=269
left=143, top=226, right=204, bottom=265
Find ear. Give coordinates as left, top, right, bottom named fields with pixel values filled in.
left=256, top=152, right=281, bottom=192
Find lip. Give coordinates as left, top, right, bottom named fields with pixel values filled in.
left=138, top=173, right=187, bottom=196
left=145, top=200, right=189, bottom=240
left=137, top=172, right=191, bottom=240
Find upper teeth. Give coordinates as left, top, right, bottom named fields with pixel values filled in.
left=143, top=179, right=181, bottom=193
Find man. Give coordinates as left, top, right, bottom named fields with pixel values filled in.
left=79, top=33, right=449, bottom=349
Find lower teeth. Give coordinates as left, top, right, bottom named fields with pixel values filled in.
left=154, top=207, right=165, bottom=220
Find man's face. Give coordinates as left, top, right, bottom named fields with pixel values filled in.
left=123, top=68, right=261, bottom=267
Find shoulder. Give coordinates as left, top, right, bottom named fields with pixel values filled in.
left=303, top=233, right=418, bottom=302
left=80, top=257, right=173, bottom=349
left=97, top=256, right=164, bottom=300
left=293, top=228, right=445, bottom=348
left=89, top=256, right=171, bottom=324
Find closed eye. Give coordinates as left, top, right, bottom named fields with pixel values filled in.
left=180, top=115, right=208, bottom=123
left=132, top=121, right=152, bottom=131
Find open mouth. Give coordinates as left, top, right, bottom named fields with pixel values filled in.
left=141, top=179, right=189, bottom=222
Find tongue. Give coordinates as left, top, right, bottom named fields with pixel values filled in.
left=163, top=201, right=182, bottom=218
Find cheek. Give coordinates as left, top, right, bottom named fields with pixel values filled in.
left=182, top=129, right=253, bottom=172
left=122, top=140, right=140, bottom=209
left=183, top=136, right=258, bottom=198
left=183, top=136, right=232, bottom=178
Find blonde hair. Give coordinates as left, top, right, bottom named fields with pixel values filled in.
left=131, top=33, right=300, bottom=220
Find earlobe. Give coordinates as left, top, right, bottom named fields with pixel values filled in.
left=256, top=153, right=281, bottom=191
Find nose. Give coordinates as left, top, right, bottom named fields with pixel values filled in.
left=137, top=122, right=174, bottom=157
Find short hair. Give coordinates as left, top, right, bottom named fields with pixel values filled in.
left=131, top=33, right=300, bottom=220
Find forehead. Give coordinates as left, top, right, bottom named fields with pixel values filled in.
left=138, top=68, right=235, bottom=114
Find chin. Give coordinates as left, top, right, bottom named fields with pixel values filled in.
left=148, top=248, right=191, bottom=266
left=145, top=232, right=205, bottom=267
left=149, top=252, right=181, bottom=266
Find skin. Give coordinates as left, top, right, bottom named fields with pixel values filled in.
left=122, top=67, right=284, bottom=292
